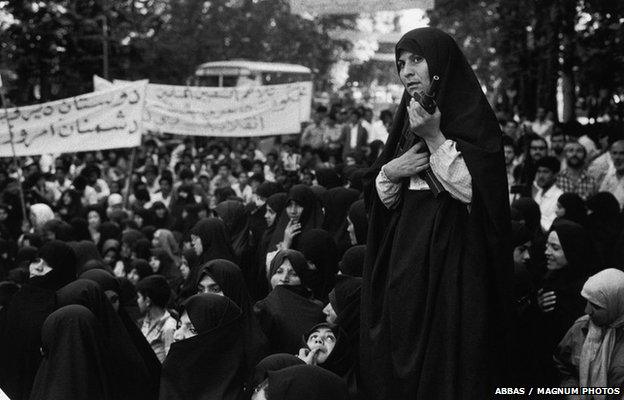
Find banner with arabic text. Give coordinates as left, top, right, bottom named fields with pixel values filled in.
left=94, top=76, right=312, bottom=137
left=0, top=81, right=147, bottom=157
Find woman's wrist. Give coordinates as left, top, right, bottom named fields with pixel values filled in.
left=382, top=163, right=401, bottom=183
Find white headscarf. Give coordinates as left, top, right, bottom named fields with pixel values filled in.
left=29, top=203, right=55, bottom=231
left=579, top=268, right=624, bottom=398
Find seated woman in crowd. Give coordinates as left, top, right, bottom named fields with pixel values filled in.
left=555, top=268, right=624, bottom=390
left=189, top=217, right=235, bottom=264
left=160, top=293, right=245, bottom=400
left=251, top=364, right=348, bottom=400
left=253, top=249, right=325, bottom=354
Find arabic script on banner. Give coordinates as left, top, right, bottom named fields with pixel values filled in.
left=0, top=81, right=147, bottom=157
left=95, top=77, right=312, bottom=137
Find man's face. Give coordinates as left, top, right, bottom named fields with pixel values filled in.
left=503, top=122, right=518, bottom=137
left=564, top=144, right=586, bottom=168
left=513, top=241, right=531, bottom=267
left=160, top=180, right=172, bottom=196
left=219, top=166, right=230, bottom=178
left=535, top=166, right=556, bottom=189
left=550, top=135, right=566, bottom=154
left=529, top=140, right=548, bottom=161
left=504, top=145, right=515, bottom=166
left=610, top=142, right=624, bottom=174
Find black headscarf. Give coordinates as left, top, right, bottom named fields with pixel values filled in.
left=175, top=248, right=201, bottom=303
left=42, top=219, right=74, bottom=241
left=69, top=240, right=104, bottom=275
left=322, top=187, right=360, bottom=254
left=265, top=365, right=349, bottom=400
left=214, top=200, right=251, bottom=264
left=268, top=185, right=325, bottom=250
left=0, top=240, right=77, bottom=400
left=315, top=168, right=342, bottom=189
left=328, top=274, right=362, bottom=347
left=268, top=249, right=318, bottom=297
left=556, top=193, right=587, bottom=226
left=586, top=192, right=623, bottom=268
left=338, top=245, right=366, bottom=277
left=362, top=27, right=513, bottom=397
left=133, top=238, right=152, bottom=261
left=347, top=199, right=367, bottom=245
left=251, top=353, right=305, bottom=390
left=129, top=258, right=153, bottom=282
left=511, top=198, right=542, bottom=237
left=294, top=229, right=339, bottom=302
left=150, top=201, right=175, bottom=230
left=56, top=279, right=157, bottom=400
left=190, top=218, right=236, bottom=264
left=160, top=294, right=245, bottom=400
left=195, top=259, right=268, bottom=378
left=99, top=221, right=122, bottom=246
left=303, top=322, right=354, bottom=378
left=70, top=217, right=92, bottom=241
left=29, top=305, right=112, bottom=400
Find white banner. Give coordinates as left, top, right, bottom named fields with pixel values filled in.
left=289, top=0, right=434, bottom=15
left=94, top=76, right=312, bottom=137
left=0, top=81, right=147, bottom=157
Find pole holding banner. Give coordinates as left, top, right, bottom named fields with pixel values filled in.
left=0, top=74, right=28, bottom=224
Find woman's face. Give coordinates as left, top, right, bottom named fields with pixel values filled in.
left=197, top=274, right=224, bottom=296
left=286, top=200, right=304, bottom=222
left=104, top=290, right=119, bottom=312
left=555, top=202, right=565, bottom=218
left=397, top=50, right=431, bottom=98
left=323, top=302, right=338, bottom=324
left=88, top=211, right=101, bottom=228
left=585, top=301, right=609, bottom=327
left=134, top=214, right=144, bottom=228
left=191, top=234, right=203, bottom=256
left=264, top=205, right=277, bottom=227
left=127, top=268, right=140, bottom=286
left=545, top=231, right=568, bottom=270
left=179, top=260, right=190, bottom=280
left=306, top=327, right=337, bottom=364
left=29, top=258, right=52, bottom=278
left=155, top=208, right=166, bottom=219
left=346, top=216, right=357, bottom=245
left=149, top=256, right=161, bottom=273
left=173, top=311, right=197, bottom=342
left=270, top=259, right=301, bottom=289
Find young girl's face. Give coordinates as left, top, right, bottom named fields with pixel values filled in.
left=264, top=205, right=277, bottom=227
left=306, top=327, right=337, bottom=364
left=149, top=256, right=161, bottom=273
left=286, top=200, right=304, bottom=222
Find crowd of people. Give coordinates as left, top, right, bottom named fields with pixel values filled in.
left=0, top=92, right=623, bottom=399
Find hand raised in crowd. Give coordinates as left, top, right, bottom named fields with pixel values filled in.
left=297, top=347, right=320, bottom=366
left=537, top=289, right=557, bottom=313
left=383, top=141, right=430, bottom=183
left=281, top=219, right=302, bottom=249
left=407, top=97, right=443, bottom=143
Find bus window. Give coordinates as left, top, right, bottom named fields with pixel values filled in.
left=197, top=75, right=220, bottom=87
left=222, top=75, right=239, bottom=87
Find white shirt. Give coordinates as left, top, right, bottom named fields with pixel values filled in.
left=350, top=125, right=359, bottom=149
left=599, top=170, right=624, bottom=210
left=375, top=140, right=473, bottom=208
left=146, top=191, right=173, bottom=209
left=533, top=184, right=564, bottom=232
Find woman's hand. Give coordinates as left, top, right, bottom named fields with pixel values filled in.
left=297, top=347, right=320, bottom=365
left=407, top=98, right=445, bottom=151
left=383, top=141, right=430, bottom=183
left=537, top=289, right=557, bottom=313
left=282, top=219, right=301, bottom=248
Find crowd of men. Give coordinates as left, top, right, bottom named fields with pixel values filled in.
left=0, top=98, right=623, bottom=398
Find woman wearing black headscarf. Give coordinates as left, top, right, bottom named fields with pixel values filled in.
left=294, top=229, right=339, bottom=302
left=69, top=240, right=104, bottom=275
left=322, top=187, right=360, bottom=255
left=56, top=279, right=157, bottom=400
left=195, top=259, right=268, bottom=383
left=150, top=201, right=175, bottom=230
left=315, top=168, right=342, bottom=189
left=173, top=248, right=201, bottom=305
left=254, top=364, right=348, bottom=400
left=190, top=218, right=235, bottom=264
left=57, top=189, right=86, bottom=222
left=0, top=240, right=77, bottom=400
left=361, top=28, right=512, bottom=399
left=250, top=354, right=305, bottom=394
left=160, top=294, right=245, bottom=400
left=255, top=193, right=288, bottom=301
left=80, top=269, right=162, bottom=383
left=327, top=275, right=362, bottom=354
left=586, top=192, right=622, bottom=269
left=215, top=200, right=256, bottom=285
left=338, top=245, right=366, bottom=277
left=70, top=217, right=92, bottom=241
left=253, top=249, right=325, bottom=354
left=346, top=200, right=367, bottom=246
left=29, top=305, right=112, bottom=400
left=555, top=193, right=587, bottom=226
left=268, top=185, right=324, bottom=252
left=511, top=197, right=542, bottom=237
left=527, top=219, right=596, bottom=385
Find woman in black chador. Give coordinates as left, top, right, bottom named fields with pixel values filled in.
left=361, top=27, right=512, bottom=399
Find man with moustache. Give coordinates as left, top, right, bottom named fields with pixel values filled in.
left=533, top=156, right=564, bottom=231
left=556, top=141, right=598, bottom=200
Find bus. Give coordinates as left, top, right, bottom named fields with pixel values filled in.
left=188, top=60, right=312, bottom=87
